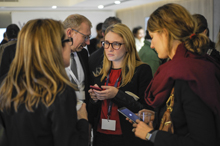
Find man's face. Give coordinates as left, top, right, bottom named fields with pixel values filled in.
left=71, top=22, right=91, bottom=52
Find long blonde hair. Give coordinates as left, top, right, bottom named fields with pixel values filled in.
left=97, top=23, right=143, bottom=87
left=0, top=19, right=75, bottom=112
left=147, top=3, right=209, bottom=55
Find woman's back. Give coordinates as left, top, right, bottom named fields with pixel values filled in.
left=0, top=19, right=89, bottom=146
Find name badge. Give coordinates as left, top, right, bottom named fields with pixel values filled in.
left=101, top=119, right=116, bottom=131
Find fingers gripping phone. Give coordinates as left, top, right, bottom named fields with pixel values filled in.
left=118, top=107, right=142, bottom=123
left=90, top=85, right=103, bottom=91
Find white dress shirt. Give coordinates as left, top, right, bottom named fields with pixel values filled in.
left=65, top=52, right=85, bottom=101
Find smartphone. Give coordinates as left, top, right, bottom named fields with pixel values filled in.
left=118, top=107, right=142, bottom=123
left=90, top=85, right=103, bottom=91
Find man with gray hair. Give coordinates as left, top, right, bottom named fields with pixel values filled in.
left=63, top=14, right=92, bottom=110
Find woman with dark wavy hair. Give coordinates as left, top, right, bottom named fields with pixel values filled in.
left=0, top=19, right=88, bottom=146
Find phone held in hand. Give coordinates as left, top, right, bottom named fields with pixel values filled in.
left=90, top=85, right=103, bottom=91
left=118, top=107, right=142, bottom=123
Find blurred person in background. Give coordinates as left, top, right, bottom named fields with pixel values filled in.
left=138, top=30, right=163, bottom=76
left=133, top=26, right=145, bottom=52
left=87, top=22, right=103, bottom=55
left=192, top=14, right=220, bottom=64
left=0, top=24, right=20, bottom=68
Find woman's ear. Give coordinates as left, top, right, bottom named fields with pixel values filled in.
left=162, top=28, right=168, bottom=36
left=203, top=29, right=208, bottom=36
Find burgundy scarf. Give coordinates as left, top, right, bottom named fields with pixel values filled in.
left=145, top=43, right=220, bottom=116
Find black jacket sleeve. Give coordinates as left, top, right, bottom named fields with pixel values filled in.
left=112, top=64, right=153, bottom=112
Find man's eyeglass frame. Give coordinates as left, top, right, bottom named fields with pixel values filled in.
left=72, top=29, right=91, bottom=42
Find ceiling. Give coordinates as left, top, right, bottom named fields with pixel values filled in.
left=0, top=0, right=163, bottom=11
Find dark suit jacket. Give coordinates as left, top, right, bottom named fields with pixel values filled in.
left=88, top=47, right=104, bottom=86
left=88, top=47, right=104, bottom=73
left=153, top=80, right=219, bottom=146
left=89, top=64, right=153, bottom=146
left=0, top=84, right=89, bottom=146
left=87, top=38, right=98, bottom=55
left=0, top=43, right=16, bottom=78
left=77, top=48, right=90, bottom=108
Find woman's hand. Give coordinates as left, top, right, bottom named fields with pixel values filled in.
left=88, top=84, right=99, bottom=102
left=132, top=119, right=154, bottom=141
left=93, top=86, right=119, bottom=100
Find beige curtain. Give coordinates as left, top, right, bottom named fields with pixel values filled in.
left=116, top=0, right=214, bottom=40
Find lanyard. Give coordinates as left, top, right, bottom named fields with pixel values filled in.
left=106, top=68, right=121, bottom=119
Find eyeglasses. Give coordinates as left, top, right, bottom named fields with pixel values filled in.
left=101, top=41, right=125, bottom=50
left=62, top=37, right=73, bottom=46
left=72, top=29, right=91, bottom=42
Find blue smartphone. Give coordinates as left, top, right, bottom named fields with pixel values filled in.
left=118, top=107, right=142, bottom=123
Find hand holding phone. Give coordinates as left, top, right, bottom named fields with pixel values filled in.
left=118, top=107, right=142, bottom=123
left=90, top=85, right=103, bottom=91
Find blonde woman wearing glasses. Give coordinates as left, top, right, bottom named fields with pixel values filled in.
left=88, top=23, right=153, bottom=146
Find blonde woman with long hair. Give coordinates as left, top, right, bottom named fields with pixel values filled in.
left=88, top=23, right=153, bottom=146
left=0, top=19, right=89, bottom=146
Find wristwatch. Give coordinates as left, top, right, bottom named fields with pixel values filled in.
left=145, top=130, right=155, bottom=140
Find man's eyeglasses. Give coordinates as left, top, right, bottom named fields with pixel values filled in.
left=72, top=29, right=91, bottom=42
left=101, top=41, right=125, bottom=50
left=62, top=37, right=73, bottom=46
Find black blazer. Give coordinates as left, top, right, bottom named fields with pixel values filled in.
left=0, top=84, right=89, bottom=146
left=89, top=64, right=153, bottom=146
left=88, top=47, right=104, bottom=73
left=77, top=48, right=90, bottom=107
left=88, top=47, right=104, bottom=87
left=153, top=80, right=219, bottom=146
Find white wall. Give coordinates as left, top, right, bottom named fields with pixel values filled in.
left=11, top=10, right=115, bottom=38
left=116, top=0, right=215, bottom=40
